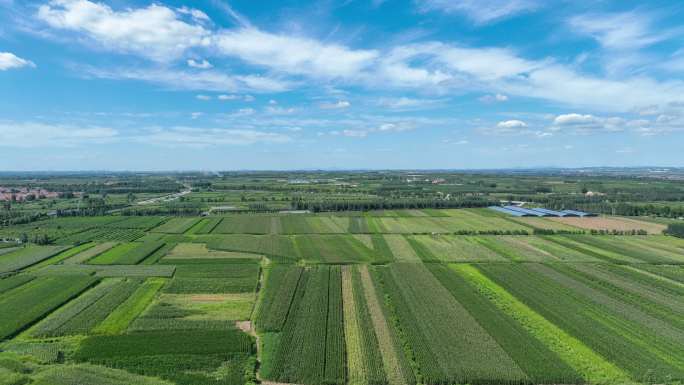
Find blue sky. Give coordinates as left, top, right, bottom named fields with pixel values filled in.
left=1, top=0, right=683, bottom=170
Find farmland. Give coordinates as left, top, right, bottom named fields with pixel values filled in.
left=1, top=171, right=684, bottom=385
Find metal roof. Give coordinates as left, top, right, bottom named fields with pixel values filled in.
left=488, top=206, right=530, bottom=217
left=504, top=206, right=548, bottom=217
left=529, top=208, right=567, bottom=217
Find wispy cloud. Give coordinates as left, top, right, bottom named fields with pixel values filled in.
left=0, top=121, right=117, bottom=147
left=377, top=97, right=445, bottom=110
left=319, top=100, right=351, bottom=110
left=569, top=11, right=678, bottom=50
left=417, top=0, right=540, bottom=24
left=78, top=66, right=292, bottom=93
left=0, top=52, right=35, bottom=70
left=136, top=126, right=291, bottom=147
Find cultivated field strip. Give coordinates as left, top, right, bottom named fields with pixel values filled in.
left=360, top=265, right=414, bottom=385
left=451, top=264, right=630, bottom=384
left=427, top=264, right=582, bottom=384
left=342, top=266, right=387, bottom=385
left=31, top=278, right=141, bottom=336
left=0, top=245, right=68, bottom=273
left=379, top=263, right=527, bottom=384
left=0, top=275, right=97, bottom=340
left=383, top=234, right=421, bottom=262
left=629, top=263, right=684, bottom=284
left=265, top=266, right=346, bottom=385
left=255, top=265, right=304, bottom=332
left=0, top=273, right=35, bottom=294
left=62, top=242, right=117, bottom=264
left=478, top=263, right=684, bottom=382
left=150, top=217, right=200, bottom=234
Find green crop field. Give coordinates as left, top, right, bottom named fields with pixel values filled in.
left=2, top=170, right=684, bottom=385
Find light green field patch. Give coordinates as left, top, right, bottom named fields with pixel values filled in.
left=156, top=293, right=254, bottom=321
left=164, top=243, right=262, bottom=259
left=93, top=278, right=165, bottom=334
left=413, top=235, right=507, bottom=262
left=63, top=242, right=117, bottom=265
left=451, top=264, right=630, bottom=384
left=27, top=242, right=96, bottom=271
left=352, top=234, right=374, bottom=250
left=383, top=235, right=420, bottom=262
left=87, top=243, right=139, bottom=265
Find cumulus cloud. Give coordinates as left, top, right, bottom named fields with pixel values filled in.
left=497, top=120, right=527, bottom=129
left=196, top=94, right=211, bottom=101
left=187, top=59, right=213, bottom=69
left=319, top=100, right=351, bottom=110
left=32, top=0, right=684, bottom=112
left=551, top=113, right=624, bottom=133
left=0, top=121, right=117, bottom=147
left=37, top=0, right=211, bottom=61
left=0, top=52, right=35, bottom=70
left=417, top=0, right=540, bottom=24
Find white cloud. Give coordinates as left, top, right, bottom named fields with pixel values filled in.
left=187, top=59, right=213, bottom=69
left=214, top=28, right=378, bottom=79
left=478, top=93, right=508, bottom=103
left=331, top=129, right=368, bottom=138
left=417, top=0, right=540, bottom=24
left=176, top=6, right=210, bottom=22
left=79, top=66, right=292, bottom=93
left=0, top=52, right=35, bottom=70
left=31, top=1, right=684, bottom=114
left=0, top=121, right=117, bottom=147
left=497, top=120, right=527, bottom=129
left=37, top=0, right=211, bottom=61
left=137, top=126, right=290, bottom=147
left=218, top=94, right=239, bottom=100
left=551, top=113, right=624, bottom=132
left=196, top=94, right=211, bottom=101
left=320, top=100, right=351, bottom=109
left=569, top=12, right=675, bottom=50
left=265, top=106, right=296, bottom=115
left=218, top=94, right=255, bottom=102
left=378, top=97, right=444, bottom=110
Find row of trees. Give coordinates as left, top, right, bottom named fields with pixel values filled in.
left=289, top=197, right=497, bottom=212
left=666, top=223, right=684, bottom=238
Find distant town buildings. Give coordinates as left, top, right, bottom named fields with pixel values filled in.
left=0, top=187, right=60, bottom=202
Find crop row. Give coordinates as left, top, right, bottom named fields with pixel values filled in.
left=343, top=266, right=387, bottom=385
left=254, top=265, right=304, bottom=332
left=150, top=218, right=200, bottom=234
left=0, top=273, right=35, bottom=295
left=378, top=263, right=528, bottom=385
left=31, top=278, right=141, bottom=336
left=478, top=263, right=684, bottom=382
left=427, top=264, right=582, bottom=384
left=35, top=264, right=175, bottom=278
left=265, top=266, right=346, bottom=385
left=73, top=330, right=255, bottom=385
left=89, top=241, right=165, bottom=265
left=0, top=245, right=68, bottom=274
left=0, top=275, right=97, bottom=340
left=56, top=228, right=145, bottom=244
